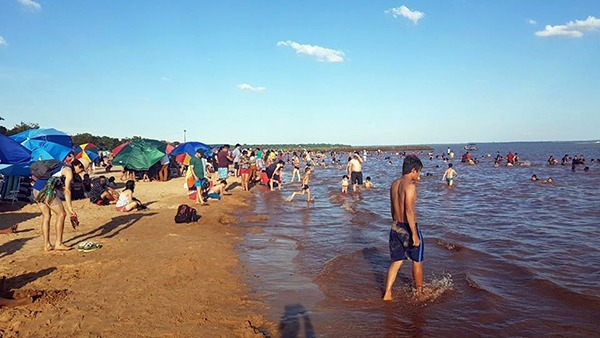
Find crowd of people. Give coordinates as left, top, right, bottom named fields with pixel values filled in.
left=2, top=142, right=596, bottom=307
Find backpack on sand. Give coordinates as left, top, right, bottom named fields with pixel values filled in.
left=174, top=204, right=201, bottom=223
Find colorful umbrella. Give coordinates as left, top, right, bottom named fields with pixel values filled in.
left=166, top=144, right=175, bottom=155
left=74, top=143, right=100, bottom=162
left=10, top=128, right=73, bottom=161
left=111, top=139, right=167, bottom=170
left=175, top=153, right=193, bottom=165
left=112, top=141, right=130, bottom=157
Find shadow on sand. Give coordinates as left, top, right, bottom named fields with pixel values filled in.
left=65, top=212, right=158, bottom=245
left=0, top=237, right=36, bottom=259
left=1, top=267, right=57, bottom=296
left=279, top=303, right=316, bottom=338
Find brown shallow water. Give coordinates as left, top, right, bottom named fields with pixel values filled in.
left=238, top=141, right=600, bottom=337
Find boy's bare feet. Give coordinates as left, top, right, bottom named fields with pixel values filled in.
left=54, top=244, right=71, bottom=251
left=383, top=291, right=393, bottom=301
left=44, top=244, right=54, bottom=252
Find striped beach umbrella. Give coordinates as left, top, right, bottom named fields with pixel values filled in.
left=74, top=143, right=100, bottom=162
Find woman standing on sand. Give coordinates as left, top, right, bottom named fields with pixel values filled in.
left=32, top=158, right=85, bottom=252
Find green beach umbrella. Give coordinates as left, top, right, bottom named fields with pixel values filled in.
left=112, top=139, right=167, bottom=170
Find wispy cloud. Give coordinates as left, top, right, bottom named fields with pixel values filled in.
left=528, top=19, right=537, bottom=25
left=385, top=5, right=424, bottom=24
left=237, top=83, right=266, bottom=92
left=276, top=40, right=345, bottom=63
left=17, top=0, right=41, bottom=11
left=535, top=16, right=600, bottom=38
left=0, top=36, right=7, bottom=47
left=160, top=76, right=171, bottom=82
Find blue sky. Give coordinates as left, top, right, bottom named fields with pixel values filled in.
left=1, top=0, right=599, bottom=146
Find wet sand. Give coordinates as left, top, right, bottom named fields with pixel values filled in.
left=0, top=172, right=276, bottom=337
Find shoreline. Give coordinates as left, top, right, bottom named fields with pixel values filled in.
left=0, top=172, right=277, bottom=337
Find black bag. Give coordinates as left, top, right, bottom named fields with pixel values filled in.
left=174, top=204, right=200, bottom=223
left=30, top=160, right=64, bottom=179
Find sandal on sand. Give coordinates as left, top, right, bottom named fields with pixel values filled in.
left=77, top=241, right=102, bottom=253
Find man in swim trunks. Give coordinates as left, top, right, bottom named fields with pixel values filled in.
left=346, top=152, right=363, bottom=192
left=383, top=155, right=424, bottom=301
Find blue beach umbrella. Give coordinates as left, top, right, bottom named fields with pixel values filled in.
left=170, top=141, right=212, bottom=157
left=10, top=128, right=74, bottom=161
left=0, top=134, right=33, bottom=176
left=0, top=134, right=32, bottom=165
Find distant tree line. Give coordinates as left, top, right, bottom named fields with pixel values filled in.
left=0, top=119, right=129, bottom=150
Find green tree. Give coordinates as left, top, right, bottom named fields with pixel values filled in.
left=6, top=122, right=39, bottom=136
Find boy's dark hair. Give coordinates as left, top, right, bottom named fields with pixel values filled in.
left=108, top=176, right=115, bottom=182
left=366, top=176, right=371, bottom=180
left=402, top=155, right=423, bottom=175
left=448, top=163, right=453, bottom=168
left=343, top=175, right=349, bottom=179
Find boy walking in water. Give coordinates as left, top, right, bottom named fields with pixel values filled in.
left=286, top=167, right=313, bottom=202
left=383, top=155, right=424, bottom=301
left=442, top=163, right=458, bottom=186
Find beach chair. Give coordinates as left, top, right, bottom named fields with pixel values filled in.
left=1, top=176, right=22, bottom=204
left=6, top=176, right=22, bottom=204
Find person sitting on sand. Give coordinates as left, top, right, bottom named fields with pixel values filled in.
left=286, top=167, right=313, bottom=202
left=206, top=179, right=228, bottom=200
left=33, top=159, right=85, bottom=252
left=89, top=176, right=118, bottom=205
left=115, top=180, right=145, bottom=212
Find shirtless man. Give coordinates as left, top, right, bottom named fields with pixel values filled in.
left=346, top=152, right=363, bottom=192
left=383, top=155, right=424, bottom=301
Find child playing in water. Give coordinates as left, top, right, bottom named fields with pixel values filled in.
left=341, top=175, right=349, bottom=193
left=286, top=167, right=313, bottom=202
left=442, top=163, right=458, bottom=186
left=364, top=176, right=373, bottom=189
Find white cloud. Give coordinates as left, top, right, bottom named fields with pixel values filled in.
left=528, top=19, right=537, bottom=25
left=160, top=76, right=171, bottom=82
left=237, top=83, right=266, bottom=92
left=276, top=40, right=345, bottom=63
left=17, top=0, right=41, bottom=11
left=0, top=36, right=7, bottom=47
left=535, top=16, right=600, bottom=38
left=385, top=5, right=424, bottom=24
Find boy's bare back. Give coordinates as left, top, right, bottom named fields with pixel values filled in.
left=390, top=176, right=417, bottom=224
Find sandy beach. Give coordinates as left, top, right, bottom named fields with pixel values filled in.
left=0, top=171, right=276, bottom=337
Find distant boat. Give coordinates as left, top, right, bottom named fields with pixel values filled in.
left=464, top=144, right=478, bottom=151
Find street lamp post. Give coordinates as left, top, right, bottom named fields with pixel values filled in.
left=183, top=129, right=187, bottom=143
